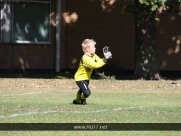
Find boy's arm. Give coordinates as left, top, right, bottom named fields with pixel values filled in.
left=82, top=55, right=105, bottom=69
left=94, top=54, right=108, bottom=63
left=94, top=54, right=103, bottom=61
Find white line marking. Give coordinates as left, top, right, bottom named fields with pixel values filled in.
left=0, top=116, right=5, bottom=118
left=18, top=92, right=43, bottom=95
left=0, top=106, right=145, bottom=119
left=114, top=106, right=146, bottom=111
left=10, top=112, right=38, bottom=118
left=0, top=111, right=59, bottom=119
left=1, top=90, right=71, bottom=97
left=80, top=109, right=108, bottom=113
left=3, top=92, right=43, bottom=96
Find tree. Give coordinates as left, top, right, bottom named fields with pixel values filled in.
left=125, top=0, right=181, bottom=80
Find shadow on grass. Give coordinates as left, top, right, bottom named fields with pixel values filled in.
left=0, top=73, right=74, bottom=79
left=0, top=70, right=180, bottom=80
left=0, top=72, right=133, bottom=80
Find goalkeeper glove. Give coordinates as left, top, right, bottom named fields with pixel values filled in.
left=103, top=46, right=112, bottom=59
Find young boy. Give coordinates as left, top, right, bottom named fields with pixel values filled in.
left=73, top=39, right=112, bottom=105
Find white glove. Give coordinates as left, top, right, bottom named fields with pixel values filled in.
left=103, top=46, right=112, bottom=59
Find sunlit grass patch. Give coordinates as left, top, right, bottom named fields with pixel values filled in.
left=0, top=76, right=181, bottom=135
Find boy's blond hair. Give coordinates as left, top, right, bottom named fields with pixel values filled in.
left=82, top=39, right=96, bottom=53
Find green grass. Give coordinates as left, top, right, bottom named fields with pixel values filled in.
left=0, top=74, right=181, bottom=135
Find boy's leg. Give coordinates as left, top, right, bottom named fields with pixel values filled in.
left=75, top=80, right=91, bottom=104
left=81, top=93, right=87, bottom=105
left=76, top=90, right=82, bottom=103
left=73, top=90, right=82, bottom=104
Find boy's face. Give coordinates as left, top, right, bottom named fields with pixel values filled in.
left=86, top=44, right=96, bottom=54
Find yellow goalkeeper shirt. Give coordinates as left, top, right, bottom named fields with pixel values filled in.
left=74, top=53, right=106, bottom=81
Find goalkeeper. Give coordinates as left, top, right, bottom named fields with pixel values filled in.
left=73, top=39, right=112, bottom=105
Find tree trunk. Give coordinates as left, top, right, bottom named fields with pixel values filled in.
left=133, top=1, right=161, bottom=80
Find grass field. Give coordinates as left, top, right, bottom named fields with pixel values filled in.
left=0, top=73, right=181, bottom=136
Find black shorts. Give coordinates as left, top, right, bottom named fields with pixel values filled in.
left=76, top=80, right=91, bottom=97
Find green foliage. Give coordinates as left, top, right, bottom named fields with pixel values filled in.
left=139, top=0, right=169, bottom=11
left=122, top=0, right=181, bottom=21
left=99, top=72, right=116, bottom=81
left=124, top=0, right=169, bottom=13
left=139, top=0, right=181, bottom=14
